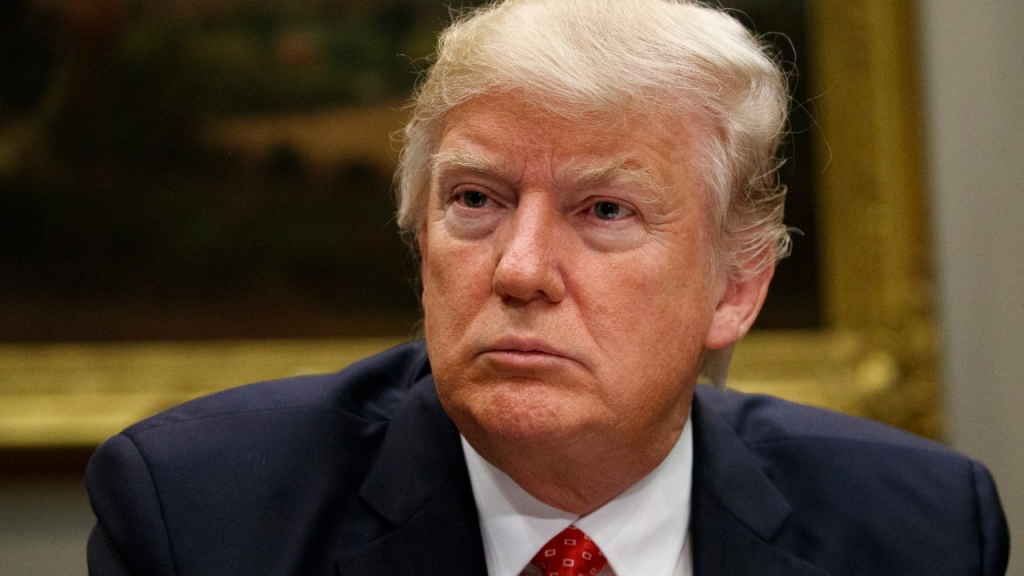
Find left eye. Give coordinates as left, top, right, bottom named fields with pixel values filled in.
left=461, top=190, right=489, bottom=208
left=593, top=201, right=623, bottom=220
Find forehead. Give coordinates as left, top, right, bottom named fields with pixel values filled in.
left=432, top=96, right=705, bottom=194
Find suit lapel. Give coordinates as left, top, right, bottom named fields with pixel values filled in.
left=690, top=389, right=831, bottom=576
left=335, top=374, right=487, bottom=576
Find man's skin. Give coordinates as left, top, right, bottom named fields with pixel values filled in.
left=418, top=94, right=774, bottom=516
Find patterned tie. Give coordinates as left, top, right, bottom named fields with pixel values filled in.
left=530, top=525, right=609, bottom=576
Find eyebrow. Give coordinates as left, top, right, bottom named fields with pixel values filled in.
left=429, top=148, right=668, bottom=205
left=554, top=158, right=667, bottom=204
left=429, top=149, right=520, bottom=185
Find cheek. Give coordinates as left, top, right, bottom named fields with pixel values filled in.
left=421, top=231, right=493, bottom=327
left=577, top=246, right=712, bottom=365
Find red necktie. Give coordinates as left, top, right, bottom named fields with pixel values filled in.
left=530, top=525, right=609, bottom=576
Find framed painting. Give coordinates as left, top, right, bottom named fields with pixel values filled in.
left=0, top=0, right=938, bottom=448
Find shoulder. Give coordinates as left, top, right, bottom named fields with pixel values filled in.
left=693, top=385, right=1009, bottom=574
left=86, top=341, right=433, bottom=575
left=693, top=384, right=980, bottom=491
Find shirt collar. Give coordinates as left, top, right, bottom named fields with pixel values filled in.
left=462, top=416, right=693, bottom=576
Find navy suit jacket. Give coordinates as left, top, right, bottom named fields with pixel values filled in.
left=86, top=342, right=1009, bottom=575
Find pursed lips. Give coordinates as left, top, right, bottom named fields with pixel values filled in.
left=478, top=336, right=579, bottom=366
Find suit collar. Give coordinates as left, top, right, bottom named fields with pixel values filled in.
left=357, top=372, right=460, bottom=526
left=336, top=372, right=487, bottom=575
left=690, top=387, right=831, bottom=576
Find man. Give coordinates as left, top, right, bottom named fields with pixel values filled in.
left=86, top=1, right=1009, bottom=575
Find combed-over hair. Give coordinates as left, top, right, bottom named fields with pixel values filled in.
left=396, top=0, right=791, bottom=280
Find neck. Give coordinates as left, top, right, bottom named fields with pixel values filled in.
left=466, top=425, right=684, bottom=515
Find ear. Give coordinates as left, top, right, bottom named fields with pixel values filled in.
left=704, top=261, right=775, bottom=350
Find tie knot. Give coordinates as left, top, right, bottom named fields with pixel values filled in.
left=530, top=525, right=608, bottom=576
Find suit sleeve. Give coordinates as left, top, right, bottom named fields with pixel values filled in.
left=86, top=433, right=177, bottom=576
left=970, top=460, right=1010, bottom=576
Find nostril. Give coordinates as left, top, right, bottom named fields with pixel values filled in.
left=492, top=250, right=566, bottom=304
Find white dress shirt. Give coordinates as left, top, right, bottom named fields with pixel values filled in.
left=461, top=417, right=693, bottom=576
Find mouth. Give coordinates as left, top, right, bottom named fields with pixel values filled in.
left=475, top=336, right=583, bottom=372
left=482, top=336, right=570, bottom=358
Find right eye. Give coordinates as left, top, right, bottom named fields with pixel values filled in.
left=461, top=190, right=489, bottom=208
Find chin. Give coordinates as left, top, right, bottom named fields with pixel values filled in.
left=449, top=378, right=584, bottom=445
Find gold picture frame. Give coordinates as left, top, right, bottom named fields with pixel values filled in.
left=0, top=0, right=940, bottom=448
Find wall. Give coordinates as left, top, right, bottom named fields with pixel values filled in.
left=919, top=1, right=1024, bottom=573
left=0, top=479, right=93, bottom=575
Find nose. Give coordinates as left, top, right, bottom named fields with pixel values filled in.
left=492, top=192, right=567, bottom=304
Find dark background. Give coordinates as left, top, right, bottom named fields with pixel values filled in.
left=0, top=0, right=819, bottom=342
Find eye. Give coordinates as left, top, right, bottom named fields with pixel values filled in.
left=593, top=201, right=623, bottom=220
left=461, top=190, right=489, bottom=208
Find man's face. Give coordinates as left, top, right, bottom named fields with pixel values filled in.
left=419, top=95, right=734, bottom=453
